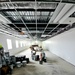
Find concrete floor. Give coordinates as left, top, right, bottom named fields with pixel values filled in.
left=13, top=49, right=75, bottom=75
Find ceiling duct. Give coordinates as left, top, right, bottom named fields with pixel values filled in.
left=53, top=4, right=73, bottom=23
left=0, top=2, right=58, bottom=9
left=59, top=6, right=75, bottom=24
left=0, top=14, right=11, bottom=24
left=48, top=3, right=65, bottom=23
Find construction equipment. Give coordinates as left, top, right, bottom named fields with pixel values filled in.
left=0, top=44, right=12, bottom=75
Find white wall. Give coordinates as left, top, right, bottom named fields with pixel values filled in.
left=0, top=32, right=31, bottom=55
left=43, top=28, right=75, bottom=66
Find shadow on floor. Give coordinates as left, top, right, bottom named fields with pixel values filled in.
left=12, top=64, right=36, bottom=75
left=47, top=58, right=58, bottom=64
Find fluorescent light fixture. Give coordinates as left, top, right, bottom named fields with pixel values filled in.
left=22, top=28, right=26, bottom=31
left=41, top=35, right=51, bottom=37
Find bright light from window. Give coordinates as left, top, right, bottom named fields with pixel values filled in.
left=20, top=41, right=22, bottom=47
left=24, top=43, right=25, bottom=46
left=22, top=42, right=24, bottom=47
left=7, top=39, right=12, bottom=49
left=16, top=40, right=19, bottom=48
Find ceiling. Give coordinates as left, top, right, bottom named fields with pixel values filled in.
left=0, top=0, right=75, bottom=41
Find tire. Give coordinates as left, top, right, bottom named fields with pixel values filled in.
left=25, top=58, right=29, bottom=63
left=39, top=60, right=43, bottom=64
left=1, top=69, right=6, bottom=75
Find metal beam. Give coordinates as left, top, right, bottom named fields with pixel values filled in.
left=8, top=23, right=68, bottom=27
left=0, top=12, right=22, bottom=32
left=41, top=0, right=62, bottom=36
left=47, top=24, right=60, bottom=35
left=28, top=27, right=60, bottom=29
left=8, top=23, right=48, bottom=24
left=5, top=15, right=50, bottom=17
left=35, top=0, right=37, bottom=39
left=0, top=9, right=55, bottom=11
left=9, top=0, right=33, bottom=39
left=0, top=1, right=57, bottom=9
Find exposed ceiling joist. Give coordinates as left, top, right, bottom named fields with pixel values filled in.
left=40, top=2, right=63, bottom=36
left=0, top=1, right=74, bottom=41
left=0, top=9, right=55, bottom=11
left=0, top=2, right=57, bottom=10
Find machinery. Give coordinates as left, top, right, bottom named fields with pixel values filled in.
left=0, top=44, right=12, bottom=75
left=0, top=44, right=30, bottom=75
